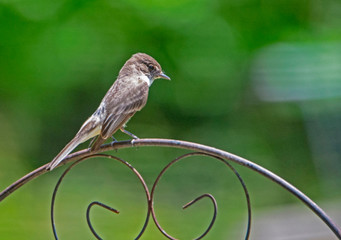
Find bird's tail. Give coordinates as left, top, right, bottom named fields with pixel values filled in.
left=47, top=115, right=102, bottom=171
left=46, top=136, right=84, bottom=171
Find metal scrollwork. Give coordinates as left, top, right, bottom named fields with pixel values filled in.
left=149, top=152, right=251, bottom=240
left=50, top=152, right=251, bottom=239
left=51, top=154, right=151, bottom=240
left=0, top=138, right=340, bottom=239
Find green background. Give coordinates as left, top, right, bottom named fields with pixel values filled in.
left=1, top=0, right=341, bottom=239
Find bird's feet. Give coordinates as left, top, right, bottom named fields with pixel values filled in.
left=111, top=136, right=118, bottom=143
left=119, top=128, right=139, bottom=147
left=111, top=136, right=119, bottom=152
left=131, top=138, right=139, bottom=147
left=120, top=128, right=139, bottom=139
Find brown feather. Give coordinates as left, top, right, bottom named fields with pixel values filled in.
left=100, top=81, right=149, bottom=139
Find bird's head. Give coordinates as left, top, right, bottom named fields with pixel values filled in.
left=120, top=53, right=170, bottom=85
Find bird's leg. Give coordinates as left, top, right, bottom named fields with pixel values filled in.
left=111, top=136, right=119, bottom=152
left=120, top=128, right=139, bottom=139
left=120, top=128, right=139, bottom=147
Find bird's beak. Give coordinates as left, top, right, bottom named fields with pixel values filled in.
left=158, top=72, right=171, bottom=80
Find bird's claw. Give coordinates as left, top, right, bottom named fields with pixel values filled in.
left=131, top=138, right=139, bottom=147
left=111, top=136, right=119, bottom=152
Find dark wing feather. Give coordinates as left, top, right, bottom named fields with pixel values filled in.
left=101, top=113, right=133, bottom=139
left=91, top=112, right=134, bottom=151
left=100, top=82, right=149, bottom=139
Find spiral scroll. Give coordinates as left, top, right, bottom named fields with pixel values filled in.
left=50, top=152, right=251, bottom=239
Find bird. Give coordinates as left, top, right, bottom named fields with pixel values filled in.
left=46, top=53, right=170, bottom=170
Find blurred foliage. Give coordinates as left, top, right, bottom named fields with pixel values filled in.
left=1, top=0, right=341, bottom=239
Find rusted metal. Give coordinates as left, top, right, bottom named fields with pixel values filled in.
left=0, top=138, right=340, bottom=239
left=50, top=152, right=251, bottom=239
left=50, top=154, right=151, bottom=240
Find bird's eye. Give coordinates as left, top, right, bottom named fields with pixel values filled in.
left=148, top=64, right=155, bottom=71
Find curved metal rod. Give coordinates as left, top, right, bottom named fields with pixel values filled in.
left=86, top=201, right=119, bottom=240
left=150, top=152, right=251, bottom=240
left=182, top=193, right=218, bottom=240
left=50, top=154, right=151, bottom=240
left=0, top=138, right=340, bottom=238
left=222, top=156, right=251, bottom=240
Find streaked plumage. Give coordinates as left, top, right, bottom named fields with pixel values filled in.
left=46, top=53, right=170, bottom=170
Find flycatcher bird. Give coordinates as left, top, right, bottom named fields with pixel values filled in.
left=46, top=53, right=170, bottom=170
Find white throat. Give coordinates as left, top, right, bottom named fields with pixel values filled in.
left=131, top=65, right=153, bottom=86
left=139, top=74, right=153, bottom=86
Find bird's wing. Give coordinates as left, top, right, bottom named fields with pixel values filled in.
left=100, top=82, right=149, bottom=139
